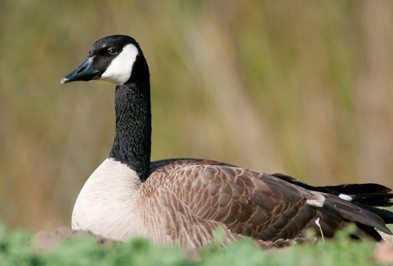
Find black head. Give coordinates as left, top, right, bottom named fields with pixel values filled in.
left=61, top=35, right=146, bottom=85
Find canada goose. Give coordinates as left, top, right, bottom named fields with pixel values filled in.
left=61, top=35, right=393, bottom=248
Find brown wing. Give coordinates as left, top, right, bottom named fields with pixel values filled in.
left=146, top=159, right=321, bottom=242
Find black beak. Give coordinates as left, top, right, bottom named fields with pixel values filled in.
left=61, top=57, right=100, bottom=84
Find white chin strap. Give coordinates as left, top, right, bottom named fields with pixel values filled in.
left=100, top=44, right=139, bottom=85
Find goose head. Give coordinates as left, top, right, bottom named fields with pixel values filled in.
left=61, top=35, right=152, bottom=181
left=61, top=35, right=145, bottom=85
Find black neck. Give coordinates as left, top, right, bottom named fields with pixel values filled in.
left=109, top=54, right=151, bottom=181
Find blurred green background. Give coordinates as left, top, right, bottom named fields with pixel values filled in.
left=0, top=0, right=392, bottom=230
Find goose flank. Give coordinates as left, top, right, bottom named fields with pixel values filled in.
left=61, top=35, right=393, bottom=248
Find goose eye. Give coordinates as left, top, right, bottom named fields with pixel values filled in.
left=108, top=47, right=117, bottom=55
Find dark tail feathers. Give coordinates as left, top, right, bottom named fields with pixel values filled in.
left=322, top=194, right=391, bottom=234
left=272, top=173, right=393, bottom=240
left=319, top=183, right=393, bottom=224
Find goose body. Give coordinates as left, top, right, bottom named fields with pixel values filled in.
left=62, top=35, right=393, bottom=248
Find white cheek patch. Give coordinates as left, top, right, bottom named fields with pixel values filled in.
left=100, top=44, right=139, bottom=85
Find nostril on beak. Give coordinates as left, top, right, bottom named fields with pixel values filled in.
left=77, top=65, right=87, bottom=74
left=61, top=56, right=96, bottom=84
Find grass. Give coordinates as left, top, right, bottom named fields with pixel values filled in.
left=0, top=3, right=393, bottom=265
left=0, top=224, right=384, bottom=266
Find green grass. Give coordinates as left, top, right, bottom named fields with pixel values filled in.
left=0, top=225, right=382, bottom=266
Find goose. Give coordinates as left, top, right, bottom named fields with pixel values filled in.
left=61, top=35, right=393, bottom=248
